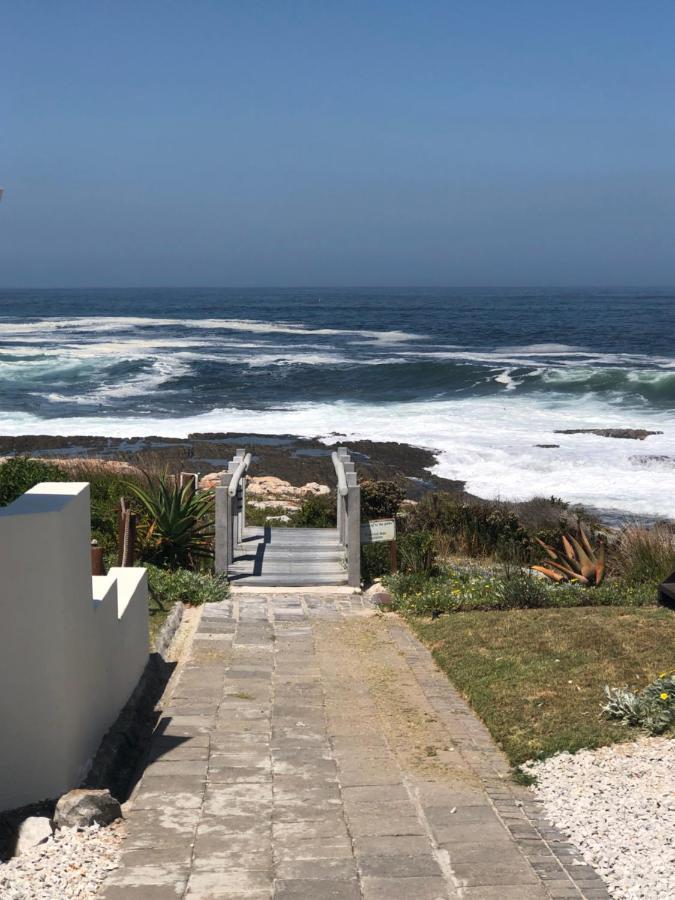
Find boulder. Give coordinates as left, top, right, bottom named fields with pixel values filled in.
left=54, top=788, right=121, bottom=829
left=365, top=581, right=393, bottom=608
left=199, top=471, right=224, bottom=490
left=14, top=817, right=53, bottom=856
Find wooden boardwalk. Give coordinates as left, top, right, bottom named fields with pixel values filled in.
left=216, top=447, right=361, bottom=589
left=227, top=527, right=348, bottom=587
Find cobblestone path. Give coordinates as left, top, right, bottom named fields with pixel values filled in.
left=100, top=594, right=609, bottom=900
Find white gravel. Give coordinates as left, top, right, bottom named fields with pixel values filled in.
left=524, top=737, right=675, bottom=900
left=0, top=821, right=123, bottom=899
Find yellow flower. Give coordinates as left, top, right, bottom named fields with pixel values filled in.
left=660, top=692, right=669, bottom=701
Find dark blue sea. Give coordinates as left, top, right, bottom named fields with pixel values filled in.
left=0, top=287, right=673, bottom=516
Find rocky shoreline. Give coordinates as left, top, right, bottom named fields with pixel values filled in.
left=0, top=431, right=469, bottom=501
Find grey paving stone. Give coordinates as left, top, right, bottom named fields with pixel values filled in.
left=432, top=820, right=511, bottom=843
left=275, top=858, right=358, bottom=880
left=185, top=869, right=273, bottom=897
left=360, top=875, right=451, bottom=899
left=440, top=840, right=540, bottom=886
left=461, top=887, right=550, bottom=899
left=123, top=807, right=201, bottom=849
left=144, top=759, right=210, bottom=777
left=208, top=766, right=272, bottom=784
left=357, top=853, right=442, bottom=878
left=347, top=814, right=425, bottom=837
left=274, top=839, right=354, bottom=861
left=352, top=834, right=431, bottom=857
left=101, top=886, right=186, bottom=899
left=274, top=880, right=361, bottom=899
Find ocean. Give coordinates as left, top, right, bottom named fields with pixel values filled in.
left=0, top=287, right=673, bottom=518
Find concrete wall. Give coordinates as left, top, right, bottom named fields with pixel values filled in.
left=0, top=482, right=148, bottom=812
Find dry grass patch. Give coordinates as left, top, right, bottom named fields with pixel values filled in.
left=411, top=606, right=675, bottom=766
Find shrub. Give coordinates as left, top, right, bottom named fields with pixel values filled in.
left=128, top=475, right=215, bottom=568
left=245, top=503, right=294, bottom=527
left=613, top=522, right=675, bottom=586
left=362, top=542, right=392, bottom=583
left=146, top=564, right=229, bottom=608
left=404, top=493, right=528, bottom=558
left=603, top=671, right=675, bottom=735
left=398, top=530, right=437, bottom=574
left=499, top=572, right=550, bottom=609
left=360, top=480, right=405, bottom=519
left=0, top=456, right=68, bottom=506
left=294, top=493, right=336, bottom=527
left=385, top=564, right=657, bottom=617
left=66, top=462, right=148, bottom=554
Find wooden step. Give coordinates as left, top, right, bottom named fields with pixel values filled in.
left=228, top=573, right=349, bottom=587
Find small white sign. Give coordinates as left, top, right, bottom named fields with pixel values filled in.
left=360, top=518, right=396, bottom=544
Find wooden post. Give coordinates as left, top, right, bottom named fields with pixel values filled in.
left=336, top=490, right=344, bottom=544
left=226, top=470, right=236, bottom=568
left=346, top=472, right=361, bottom=588
left=215, top=484, right=229, bottom=574
left=91, top=544, right=105, bottom=576
left=117, top=499, right=136, bottom=567
left=390, top=540, right=398, bottom=574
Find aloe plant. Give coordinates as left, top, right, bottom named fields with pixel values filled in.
left=532, top=521, right=606, bottom=586
left=127, top=475, right=214, bottom=568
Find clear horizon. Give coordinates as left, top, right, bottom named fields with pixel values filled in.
left=2, top=1, right=675, bottom=288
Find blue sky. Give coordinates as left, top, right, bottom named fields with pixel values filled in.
left=1, top=1, right=674, bottom=287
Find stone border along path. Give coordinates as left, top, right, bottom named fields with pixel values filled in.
left=100, top=594, right=610, bottom=900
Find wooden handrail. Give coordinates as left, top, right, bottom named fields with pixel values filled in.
left=331, top=451, right=349, bottom=496
left=227, top=452, right=252, bottom=497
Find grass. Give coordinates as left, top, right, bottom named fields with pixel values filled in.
left=148, top=603, right=172, bottom=649
left=410, top=605, right=675, bottom=767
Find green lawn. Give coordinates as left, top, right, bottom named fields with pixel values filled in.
left=410, top=606, right=675, bottom=767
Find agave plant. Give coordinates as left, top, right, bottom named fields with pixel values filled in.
left=532, top=521, right=606, bottom=586
left=127, top=474, right=215, bottom=568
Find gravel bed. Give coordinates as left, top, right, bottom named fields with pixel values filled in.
left=524, top=737, right=675, bottom=900
left=0, top=821, right=123, bottom=899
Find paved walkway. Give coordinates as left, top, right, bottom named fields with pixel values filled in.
left=100, top=595, right=609, bottom=900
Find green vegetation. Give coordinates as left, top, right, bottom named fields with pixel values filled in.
left=0, top=456, right=68, bottom=506
left=146, top=563, right=229, bottom=608
left=128, top=475, right=215, bottom=568
left=360, top=479, right=405, bottom=519
left=293, top=493, right=336, bottom=527
left=603, top=670, right=675, bottom=735
left=386, top=564, right=656, bottom=616
left=410, top=606, right=675, bottom=766
left=403, top=492, right=532, bottom=559
left=613, top=522, right=675, bottom=585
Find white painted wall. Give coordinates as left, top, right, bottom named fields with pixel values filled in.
left=0, top=482, right=148, bottom=812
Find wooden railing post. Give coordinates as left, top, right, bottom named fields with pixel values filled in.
left=215, top=485, right=228, bottom=574
left=346, top=471, right=361, bottom=587
left=235, top=449, right=245, bottom=543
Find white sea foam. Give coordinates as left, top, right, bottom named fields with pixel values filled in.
left=1, top=394, right=673, bottom=518
left=0, top=316, right=420, bottom=344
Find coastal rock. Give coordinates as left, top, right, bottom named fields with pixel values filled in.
left=14, top=817, right=53, bottom=856
left=554, top=428, right=662, bottom=440
left=246, top=476, right=330, bottom=500
left=249, top=500, right=300, bottom=511
left=54, top=789, right=121, bottom=829
left=198, top=471, right=223, bottom=490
